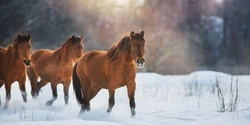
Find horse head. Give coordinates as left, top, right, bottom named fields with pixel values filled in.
left=14, top=34, right=32, bottom=66
left=64, top=35, right=84, bottom=60
left=130, top=31, right=146, bottom=68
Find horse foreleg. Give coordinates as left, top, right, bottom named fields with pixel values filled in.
left=127, top=83, right=136, bottom=117
left=63, top=81, right=70, bottom=105
left=4, top=81, right=11, bottom=108
left=46, top=82, right=57, bottom=106
left=18, top=77, right=27, bottom=103
left=27, top=66, right=39, bottom=98
left=107, top=89, right=115, bottom=113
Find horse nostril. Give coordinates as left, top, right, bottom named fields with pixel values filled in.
left=141, top=58, right=145, bottom=63
left=137, top=58, right=145, bottom=64
left=23, top=60, right=31, bottom=66
left=137, top=59, right=141, bottom=64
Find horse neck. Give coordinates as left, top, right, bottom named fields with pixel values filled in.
left=53, top=47, right=72, bottom=63
left=114, top=51, right=134, bottom=64
left=5, top=45, right=21, bottom=65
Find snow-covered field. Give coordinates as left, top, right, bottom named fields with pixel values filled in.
left=0, top=71, right=249, bottom=125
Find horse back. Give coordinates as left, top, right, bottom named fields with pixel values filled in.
left=31, top=49, right=53, bottom=62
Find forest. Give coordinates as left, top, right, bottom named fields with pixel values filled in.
left=1, top=0, right=250, bottom=75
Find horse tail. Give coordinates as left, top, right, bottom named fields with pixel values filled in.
left=72, top=62, right=84, bottom=105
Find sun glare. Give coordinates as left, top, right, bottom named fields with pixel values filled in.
left=115, top=0, right=131, bottom=6
left=214, top=0, right=224, bottom=4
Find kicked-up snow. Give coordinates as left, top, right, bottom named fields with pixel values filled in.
left=0, top=71, right=249, bottom=125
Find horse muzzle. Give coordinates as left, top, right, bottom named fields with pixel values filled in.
left=23, top=60, right=31, bottom=67
left=136, top=58, right=145, bottom=68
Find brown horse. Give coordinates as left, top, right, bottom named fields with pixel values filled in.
left=28, top=35, right=84, bottom=106
left=72, top=31, right=146, bottom=117
left=0, top=34, right=31, bottom=108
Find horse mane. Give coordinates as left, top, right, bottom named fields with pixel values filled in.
left=106, top=36, right=131, bottom=60
left=13, top=34, right=31, bottom=46
left=54, top=35, right=82, bottom=64
left=5, top=34, right=30, bottom=65
left=61, top=35, right=82, bottom=50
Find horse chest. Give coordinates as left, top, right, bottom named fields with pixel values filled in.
left=3, top=62, right=25, bottom=81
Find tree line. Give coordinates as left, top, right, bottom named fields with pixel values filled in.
left=1, top=0, right=250, bottom=74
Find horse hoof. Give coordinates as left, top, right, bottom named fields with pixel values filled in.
left=46, top=101, right=53, bottom=106
left=107, top=108, right=112, bottom=113
left=131, top=108, right=136, bottom=117
left=32, top=94, right=38, bottom=99
left=86, top=107, right=91, bottom=112
left=4, top=104, right=9, bottom=109
left=79, top=109, right=86, bottom=115
left=65, top=102, right=68, bottom=106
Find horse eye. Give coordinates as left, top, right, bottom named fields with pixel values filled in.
left=72, top=47, right=76, bottom=50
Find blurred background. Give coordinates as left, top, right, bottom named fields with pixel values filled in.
left=1, top=0, right=250, bottom=75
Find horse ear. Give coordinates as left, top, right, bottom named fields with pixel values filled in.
left=18, top=34, right=21, bottom=40
left=72, top=35, right=75, bottom=39
left=28, top=34, right=31, bottom=41
left=140, top=31, right=144, bottom=37
left=80, top=35, right=84, bottom=41
left=130, top=31, right=135, bottom=38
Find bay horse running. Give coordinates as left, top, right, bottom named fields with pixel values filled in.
left=28, top=35, right=84, bottom=106
left=72, top=31, right=146, bottom=117
left=0, top=34, right=31, bottom=108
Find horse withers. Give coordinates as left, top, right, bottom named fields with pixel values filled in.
left=28, top=35, right=84, bottom=106
left=72, top=31, right=146, bottom=117
left=0, top=34, right=31, bottom=108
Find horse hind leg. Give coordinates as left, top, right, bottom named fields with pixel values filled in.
left=90, top=85, right=102, bottom=100
left=46, top=82, right=58, bottom=106
left=36, top=79, right=48, bottom=96
left=107, top=89, right=115, bottom=113
left=79, top=76, right=91, bottom=113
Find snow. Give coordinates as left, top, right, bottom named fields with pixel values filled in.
left=0, top=71, right=249, bottom=125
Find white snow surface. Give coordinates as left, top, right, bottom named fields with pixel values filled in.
left=0, top=71, right=249, bottom=125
